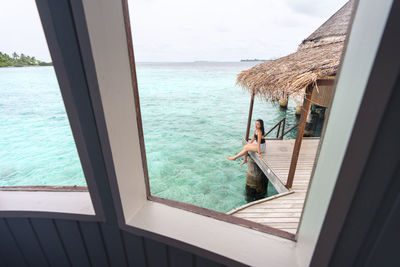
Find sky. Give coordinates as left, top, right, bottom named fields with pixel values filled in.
left=0, top=0, right=51, bottom=62
left=0, top=0, right=348, bottom=62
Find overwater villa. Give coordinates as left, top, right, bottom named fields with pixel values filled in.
left=1, top=0, right=400, bottom=266
left=228, top=0, right=354, bottom=235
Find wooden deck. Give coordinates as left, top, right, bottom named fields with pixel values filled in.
left=228, top=138, right=320, bottom=234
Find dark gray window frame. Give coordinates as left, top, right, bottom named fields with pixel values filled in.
left=1, top=0, right=399, bottom=265
left=27, top=0, right=115, bottom=221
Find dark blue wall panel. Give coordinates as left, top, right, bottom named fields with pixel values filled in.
left=31, top=218, right=71, bottom=267
left=0, top=217, right=234, bottom=267
left=122, top=232, right=147, bottom=267
left=6, top=218, right=49, bottom=266
left=196, top=255, right=224, bottom=267
left=80, top=222, right=110, bottom=267
left=101, top=224, right=128, bottom=267
left=0, top=219, right=27, bottom=267
left=144, top=238, right=169, bottom=267
left=169, top=246, right=194, bottom=267
left=55, top=220, right=91, bottom=266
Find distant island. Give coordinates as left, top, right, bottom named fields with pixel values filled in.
left=240, top=59, right=269, bottom=62
left=0, top=52, right=52, bottom=67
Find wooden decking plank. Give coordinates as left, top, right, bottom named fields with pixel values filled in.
left=234, top=215, right=301, bottom=219
left=280, top=229, right=297, bottom=234
left=238, top=208, right=303, bottom=213
left=231, top=138, right=319, bottom=234
left=245, top=218, right=301, bottom=223
left=265, top=223, right=299, bottom=227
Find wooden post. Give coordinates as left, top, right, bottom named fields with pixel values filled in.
left=276, top=121, right=281, bottom=138
left=286, top=85, right=314, bottom=189
left=245, top=92, right=255, bottom=141
left=280, top=118, right=286, bottom=139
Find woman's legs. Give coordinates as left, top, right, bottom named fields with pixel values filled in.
left=227, top=144, right=259, bottom=163
left=240, top=153, right=248, bottom=166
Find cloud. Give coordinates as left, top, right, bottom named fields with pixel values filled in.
left=0, top=0, right=349, bottom=62
left=283, top=0, right=348, bottom=17
left=283, top=0, right=322, bottom=15
left=128, top=0, right=350, bottom=61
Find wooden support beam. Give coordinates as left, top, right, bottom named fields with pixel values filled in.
left=245, top=92, right=255, bottom=141
left=286, top=85, right=314, bottom=189
left=280, top=118, right=286, bottom=139
left=276, top=121, right=281, bottom=138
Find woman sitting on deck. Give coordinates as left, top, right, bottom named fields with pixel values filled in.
left=228, top=119, right=265, bottom=165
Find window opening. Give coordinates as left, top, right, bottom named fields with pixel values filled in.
left=0, top=1, right=86, bottom=188
left=128, top=0, right=354, bottom=235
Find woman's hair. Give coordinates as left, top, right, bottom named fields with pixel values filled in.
left=256, top=119, right=265, bottom=136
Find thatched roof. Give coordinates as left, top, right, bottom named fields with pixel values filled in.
left=237, top=0, right=355, bottom=102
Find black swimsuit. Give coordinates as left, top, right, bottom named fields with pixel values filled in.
left=254, top=134, right=265, bottom=144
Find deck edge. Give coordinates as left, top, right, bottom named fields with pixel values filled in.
left=248, top=150, right=289, bottom=193
left=226, top=190, right=295, bottom=215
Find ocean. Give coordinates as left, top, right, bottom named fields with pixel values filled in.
left=0, top=63, right=299, bottom=213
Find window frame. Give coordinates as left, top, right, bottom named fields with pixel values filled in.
left=0, top=0, right=110, bottom=222
left=1, top=0, right=397, bottom=265
left=79, top=0, right=395, bottom=265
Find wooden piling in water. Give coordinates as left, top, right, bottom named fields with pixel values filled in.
left=279, top=98, right=288, bottom=109
left=295, top=105, right=302, bottom=116
left=246, top=157, right=268, bottom=202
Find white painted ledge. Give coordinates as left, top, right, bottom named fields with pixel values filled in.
left=0, top=191, right=96, bottom=219
left=126, top=201, right=299, bottom=267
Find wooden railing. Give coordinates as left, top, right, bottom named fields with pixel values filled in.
left=264, top=118, right=298, bottom=140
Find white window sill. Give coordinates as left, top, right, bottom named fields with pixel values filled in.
left=125, top=200, right=299, bottom=267
left=0, top=190, right=96, bottom=220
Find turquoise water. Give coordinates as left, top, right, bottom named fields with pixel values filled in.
left=0, top=67, right=86, bottom=186
left=137, top=62, right=298, bottom=212
left=0, top=63, right=299, bottom=213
